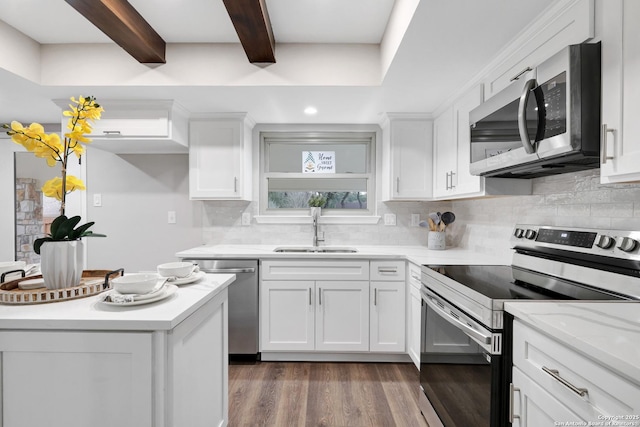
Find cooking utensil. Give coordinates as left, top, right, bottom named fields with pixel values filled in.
left=429, top=212, right=441, bottom=225
left=441, top=211, right=456, bottom=226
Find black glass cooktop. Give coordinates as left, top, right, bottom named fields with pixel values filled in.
left=425, top=264, right=628, bottom=301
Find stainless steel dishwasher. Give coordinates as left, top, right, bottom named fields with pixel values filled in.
left=181, top=259, right=259, bottom=360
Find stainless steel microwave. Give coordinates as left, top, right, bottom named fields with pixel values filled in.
left=469, top=43, right=601, bottom=179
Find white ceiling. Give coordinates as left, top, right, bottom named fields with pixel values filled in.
left=0, top=0, right=555, bottom=125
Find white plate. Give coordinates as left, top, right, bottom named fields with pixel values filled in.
left=99, top=284, right=177, bottom=306
left=168, top=271, right=206, bottom=286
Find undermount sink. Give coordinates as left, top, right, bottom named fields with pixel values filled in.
left=273, top=246, right=358, bottom=253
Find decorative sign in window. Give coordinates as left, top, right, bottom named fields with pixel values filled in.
left=302, top=151, right=335, bottom=173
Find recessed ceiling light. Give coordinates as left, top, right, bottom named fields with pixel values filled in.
left=304, top=106, right=318, bottom=115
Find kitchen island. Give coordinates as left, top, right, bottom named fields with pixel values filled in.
left=0, top=273, right=235, bottom=427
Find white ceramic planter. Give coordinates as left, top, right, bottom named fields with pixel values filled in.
left=427, top=231, right=446, bottom=250
left=40, top=240, right=84, bottom=289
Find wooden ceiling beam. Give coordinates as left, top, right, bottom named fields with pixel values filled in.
left=222, top=0, right=276, bottom=64
left=65, top=0, right=166, bottom=64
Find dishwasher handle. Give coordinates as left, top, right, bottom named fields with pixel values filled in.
left=199, top=267, right=256, bottom=274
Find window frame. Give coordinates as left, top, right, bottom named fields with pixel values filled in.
left=259, top=130, right=377, bottom=220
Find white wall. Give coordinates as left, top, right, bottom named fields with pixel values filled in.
left=85, top=150, right=203, bottom=272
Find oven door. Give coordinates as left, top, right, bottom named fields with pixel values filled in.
left=420, top=287, right=506, bottom=427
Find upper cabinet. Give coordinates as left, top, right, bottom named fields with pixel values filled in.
left=189, top=114, right=254, bottom=201
left=599, top=0, right=640, bottom=183
left=55, top=100, right=190, bottom=154
left=432, top=85, right=532, bottom=200
left=482, top=0, right=595, bottom=100
left=381, top=114, right=433, bottom=201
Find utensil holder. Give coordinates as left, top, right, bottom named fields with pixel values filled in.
left=428, top=231, right=446, bottom=250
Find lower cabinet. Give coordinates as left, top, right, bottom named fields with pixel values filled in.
left=510, top=319, right=640, bottom=425
left=260, top=260, right=406, bottom=356
left=260, top=280, right=369, bottom=352
left=406, top=262, right=422, bottom=369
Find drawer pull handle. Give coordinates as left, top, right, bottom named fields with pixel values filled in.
left=510, top=66, right=532, bottom=82
left=542, top=366, right=588, bottom=397
left=309, top=288, right=312, bottom=306
left=377, top=268, right=398, bottom=273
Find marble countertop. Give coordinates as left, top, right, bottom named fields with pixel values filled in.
left=505, top=301, right=640, bottom=385
left=0, top=273, right=235, bottom=331
left=176, top=244, right=513, bottom=267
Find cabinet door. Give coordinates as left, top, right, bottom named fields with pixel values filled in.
left=0, top=330, right=154, bottom=427
left=453, top=85, right=483, bottom=195
left=260, top=280, right=315, bottom=351
left=432, top=106, right=455, bottom=198
left=189, top=119, right=249, bottom=200
left=511, top=367, right=584, bottom=427
left=600, top=0, right=640, bottom=183
left=370, top=281, right=405, bottom=352
left=390, top=119, right=434, bottom=200
left=316, top=280, right=369, bottom=351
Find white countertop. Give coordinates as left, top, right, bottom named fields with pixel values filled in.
left=0, top=273, right=236, bottom=331
left=176, top=244, right=513, bottom=266
left=505, top=301, right=640, bottom=385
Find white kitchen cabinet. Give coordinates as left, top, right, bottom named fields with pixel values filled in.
left=316, top=280, right=370, bottom=352
left=482, top=0, right=594, bottom=99
left=406, top=262, right=422, bottom=369
left=381, top=114, right=433, bottom=200
left=260, top=280, right=315, bottom=351
left=369, top=260, right=406, bottom=353
left=0, top=287, right=229, bottom=427
left=432, top=86, right=531, bottom=200
left=55, top=99, right=190, bottom=154
left=260, top=279, right=369, bottom=352
left=189, top=113, right=254, bottom=200
left=510, top=319, right=640, bottom=424
left=600, top=0, right=640, bottom=183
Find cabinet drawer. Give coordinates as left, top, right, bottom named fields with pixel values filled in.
left=370, top=261, right=405, bottom=281
left=262, top=260, right=369, bottom=281
left=407, top=262, right=422, bottom=290
left=513, top=320, right=640, bottom=418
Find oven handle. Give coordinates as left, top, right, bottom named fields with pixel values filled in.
left=421, top=288, right=492, bottom=345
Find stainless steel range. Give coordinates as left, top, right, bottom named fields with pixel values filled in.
left=419, top=224, right=640, bottom=427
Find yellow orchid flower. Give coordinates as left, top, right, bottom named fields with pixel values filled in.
left=42, top=176, right=86, bottom=201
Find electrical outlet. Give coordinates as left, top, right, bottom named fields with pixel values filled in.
left=242, top=212, right=251, bottom=226
left=384, top=213, right=396, bottom=226
left=411, top=214, right=420, bottom=227
left=168, top=211, right=176, bottom=224
left=93, top=193, right=102, bottom=207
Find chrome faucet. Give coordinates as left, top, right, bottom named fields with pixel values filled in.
left=312, top=208, right=325, bottom=247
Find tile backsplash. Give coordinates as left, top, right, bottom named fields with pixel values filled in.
left=201, top=169, right=640, bottom=257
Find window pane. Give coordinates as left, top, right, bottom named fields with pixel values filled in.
left=267, top=143, right=368, bottom=173
left=268, top=191, right=368, bottom=210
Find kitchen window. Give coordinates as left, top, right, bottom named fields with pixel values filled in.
left=259, top=131, right=376, bottom=221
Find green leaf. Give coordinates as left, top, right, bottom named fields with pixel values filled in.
left=49, top=215, right=68, bottom=237
left=68, top=221, right=95, bottom=240
left=33, top=237, right=53, bottom=255
left=54, top=216, right=82, bottom=239
left=82, top=232, right=107, bottom=238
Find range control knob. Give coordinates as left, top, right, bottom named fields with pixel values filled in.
left=595, top=235, right=616, bottom=249
left=514, top=228, right=524, bottom=238
left=617, top=237, right=638, bottom=253
left=524, top=229, right=537, bottom=240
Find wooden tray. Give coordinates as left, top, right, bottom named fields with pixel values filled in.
left=0, top=269, right=123, bottom=305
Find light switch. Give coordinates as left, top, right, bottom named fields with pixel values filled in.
left=384, top=213, right=396, bottom=226
left=168, top=211, right=176, bottom=224
left=93, top=193, right=102, bottom=207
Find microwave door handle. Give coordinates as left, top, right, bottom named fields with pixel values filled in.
left=518, top=78, right=537, bottom=154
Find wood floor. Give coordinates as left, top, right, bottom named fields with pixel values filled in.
left=228, top=361, right=429, bottom=427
